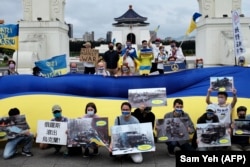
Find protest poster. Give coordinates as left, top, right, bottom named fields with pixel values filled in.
left=80, top=48, right=99, bottom=63
left=210, top=77, right=234, bottom=92
left=111, top=122, right=155, bottom=155
left=233, top=119, right=250, bottom=136
left=196, top=123, right=231, bottom=148
left=36, top=120, right=68, bottom=145
left=156, top=118, right=189, bottom=142
left=67, top=117, right=109, bottom=148
left=128, top=87, right=167, bottom=108
left=0, top=115, right=29, bottom=141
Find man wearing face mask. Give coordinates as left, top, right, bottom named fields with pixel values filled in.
left=132, top=104, right=155, bottom=129
left=163, top=99, right=195, bottom=157
left=109, top=102, right=143, bottom=164
left=230, top=106, right=250, bottom=151
left=94, top=61, right=110, bottom=76
left=103, top=42, right=120, bottom=76
left=191, top=104, right=219, bottom=150
left=39, top=105, right=68, bottom=154
left=206, top=87, right=237, bottom=124
left=4, top=60, right=19, bottom=75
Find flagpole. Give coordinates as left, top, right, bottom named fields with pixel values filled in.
left=16, top=24, right=19, bottom=73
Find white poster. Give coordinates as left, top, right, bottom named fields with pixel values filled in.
left=210, top=76, right=234, bottom=92
left=111, top=122, right=155, bottom=155
left=233, top=119, right=250, bottom=136
left=232, top=10, right=245, bottom=57
left=196, top=123, right=231, bottom=148
left=36, top=120, right=67, bottom=145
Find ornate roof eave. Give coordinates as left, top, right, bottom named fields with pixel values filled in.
left=112, top=22, right=149, bottom=27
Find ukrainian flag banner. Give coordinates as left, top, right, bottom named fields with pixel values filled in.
left=186, top=12, right=202, bottom=35
left=35, top=54, right=67, bottom=78
left=0, top=24, right=19, bottom=50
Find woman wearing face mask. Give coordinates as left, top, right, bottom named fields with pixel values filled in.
left=4, top=60, right=19, bottom=75
left=82, top=102, right=99, bottom=157
left=206, top=87, right=237, bottom=124
left=109, top=102, right=143, bottom=164
left=39, top=105, right=68, bottom=154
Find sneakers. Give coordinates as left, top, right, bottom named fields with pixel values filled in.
left=22, top=150, right=33, bottom=157
left=93, top=148, right=99, bottom=156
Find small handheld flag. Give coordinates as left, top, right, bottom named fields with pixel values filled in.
left=0, top=24, right=19, bottom=50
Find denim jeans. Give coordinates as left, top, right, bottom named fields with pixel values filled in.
left=3, top=134, right=34, bottom=159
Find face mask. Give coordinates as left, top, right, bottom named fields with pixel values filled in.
left=238, top=115, right=246, bottom=119
left=207, top=113, right=214, bottom=119
left=53, top=112, right=62, bottom=118
left=127, top=44, right=131, bottom=49
left=197, top=64, right=203, bottom=68
left=117, top=46, right=122, bottom=50
left=122, top=111, right=130, bottom=116
left=109, top=46, right=114, bottom=50
left=9, top=64, right=15, bottom=69
left=175, top=109, right=183, bottom=115
left=122, top=67, right=129, bottom=73
left=98, top=67, right=104, bottom=71
left=87, top=111, right=95, bottom=116
left=70, top=68, right=77, bottom=73
left=218, top=98, right=225, bottom=104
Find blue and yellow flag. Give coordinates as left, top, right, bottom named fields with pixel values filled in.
left=154, top=25, right=160, bottom=32
left=35, top=54, right=67, bottom=78
left=0, top=24, right=19, bottom=50
left=186, top=13, right=202, bottom=35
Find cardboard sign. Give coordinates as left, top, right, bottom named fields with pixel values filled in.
left=36, top=120, right=68, bottom=145
left=128, top=87, right=167, bottom=108
left=210, top=77, right=234, bottom=92
left=0, top=115, right=29, bottom=141
left=80, top=48, right=99, bottom=63
left=111, top=122, right=155, bottom=155
left=196, top=123, right=231, bottom=148
left=156, top=118, right=190, bottom=142
left=67, top=117, right=109, bottom=148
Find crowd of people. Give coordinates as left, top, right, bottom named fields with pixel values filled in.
left=1, top=86, right=250, bottom=163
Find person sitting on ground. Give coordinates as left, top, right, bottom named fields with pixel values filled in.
left=3, top=108, right=34, bottom=159
left=94, top=61, right=110, bottom=76
left=132, top=104, right=155, bottom=129
left=39, top=105, right=68, bottom=154
left=230, top=106, right=250, bottom=151
left=191, top=104, right=219, bottom=151
left=81, top=102, right=100, bottom=157
left=3, top=60, right=19, bottom=75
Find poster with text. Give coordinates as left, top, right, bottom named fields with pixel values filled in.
left=128, top=87, right=167, bottom=108
left=0, top=115, right=29, bottom=141
left=67, top=117, right=109, bottom=148
left=111, top=122, right=155, bottom=155
left=210, top=77, right=234, bottom=92
left=36, top=120, right=68, bottom=145
left=156, top=118, right=189, bottom=142
left=196, top=123, right=231, bottom=148
left=233, top=119, right=250, bottom=136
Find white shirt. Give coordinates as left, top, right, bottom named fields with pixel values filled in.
left=214, top=103, right=232, bottom=124
left=151, top=44, right=160, bottom=63
left=169, top=47, right=185, bottom=62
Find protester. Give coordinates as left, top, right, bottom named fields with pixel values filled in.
left=115, top=42, right=123, bottom=55
left=132, top=104, right=155, bottom=129
left=3, top=60, right=19, bottom=75
left=69, top=62, right=78, bottom=73
left=3, top=108, right=34, bottom=159
left=103, top=42, right=120, bottom=76
left=109, top=102, right=143, bottom=163
left=230, top=106, right=250, bottom=151
left=168, top=41, right=185, bottom=63
left=115, top=63, right=132, bottom=76
left=191, top=104, right=219, bottom=150
left=196, top=58, right=203, bottom=68
left=82, top=102, right=100, bottom=157
left=148, top=38, right=161, bottom=73
left=39, top=105, right=68, bottom=154
left=32, top=66, right=43, bottom=77
left=163, top=99, right=195, bottom=157
left=206, top=87, right=237, bottom=123
left=82, top=42, right=96, bottom=74
left=156, top=46, right=167, bottom=74
left=94, top=61, right=110, bottom=76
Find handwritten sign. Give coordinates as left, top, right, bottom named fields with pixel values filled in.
left=36, top=120, right=67, bottom=145
left=80, top=48, right=99, bottom=63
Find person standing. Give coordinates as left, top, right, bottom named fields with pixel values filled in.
left=138, top=40, right=153, bottom=76
left=103, top=42, right=120, bottom=76
left=82, top=42, right=96, bottom=74
left=3, top=60, right=19, bottom=75
left=156, top=46, right=167, bottom=74
left=168, top=41, right=185, bottom=63
left=148, top=38, right=161, bottom=73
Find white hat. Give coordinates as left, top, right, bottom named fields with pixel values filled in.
left=206, top=104, right=216, bottom=112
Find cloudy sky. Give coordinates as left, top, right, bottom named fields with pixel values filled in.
left=1, top=0, right=250, bottom=40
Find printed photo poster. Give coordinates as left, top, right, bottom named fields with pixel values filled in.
left=111, top=122, right=155, bottom=155
left=210, top=77, right=234, bottom=92
left=67, top=117, right=109, bottom=148
left=156, top=118, right=189, bottom=142
left=128, top=87, right=167, bottom=108
left=36, top=120, right=68, bottom=145
left=233, top=119, right=250, bottom=136
left=196, top=123, right=231, bottom=148
left=0, top=115, right=29, bottom=141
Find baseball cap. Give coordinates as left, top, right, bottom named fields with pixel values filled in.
left=206, top=104, right=216, bottom=112
left=83, top=42, right=91, bottom=46
left=52, top=105, right=62, bottom=112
